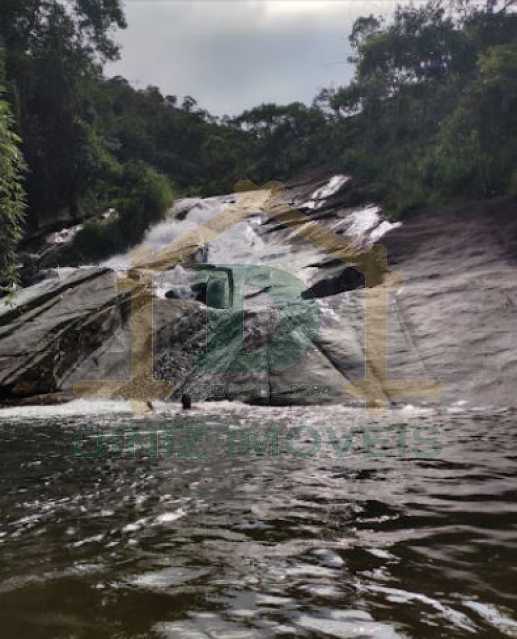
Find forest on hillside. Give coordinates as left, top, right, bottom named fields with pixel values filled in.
left=1, top=0, right=516, bottom=283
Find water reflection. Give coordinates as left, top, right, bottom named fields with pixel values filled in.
left=0, top=404, right=516, bottom=638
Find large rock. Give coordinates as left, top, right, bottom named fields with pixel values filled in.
left=384, top=197, right=517, bottom=407
left=0, top=268, right=127, bottom=398
left=1, top=174, right=516, bottom=408
left=0, top=263, right=429, bottom=406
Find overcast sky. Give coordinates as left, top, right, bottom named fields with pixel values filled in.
left=107, top=1, right=397, bottom=116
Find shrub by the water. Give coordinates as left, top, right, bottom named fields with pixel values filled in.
left=116, top=162, right=174, bottom=245
left=72, top=162, right=174, bottom=262
left=72, top=219, right=123, bottom=262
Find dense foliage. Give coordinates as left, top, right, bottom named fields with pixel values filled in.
left=320, top=0, right=517, bottom=215
left=0, top=53, right=25, bottom=286
left=0, top=0, right=516, bottom=281
left=87, top=78, right=330, bottom=196
left=71, top=161, right=173, bottom=261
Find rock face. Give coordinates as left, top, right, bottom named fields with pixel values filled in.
left=0, top=269, right=128, bottom=398
left=384, top=197, right=517, bottom=407
left=0, top=173, right=516, bottom=408
left=17, top=209, right=118, bottom=287
left=0, top=266, right=426, bottom=406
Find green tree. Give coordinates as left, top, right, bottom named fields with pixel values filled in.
left=71, top=162, right=174, bottom=262
left=234, top=102, right=330, bottom=183
left=0, top=52, right=26, bottom=285
left=0, top=0, right=126, bottom=228
left=321, top=0, right=517, bottom=215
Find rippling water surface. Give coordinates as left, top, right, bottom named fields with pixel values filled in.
left=0, top=402, right=516, bottom=638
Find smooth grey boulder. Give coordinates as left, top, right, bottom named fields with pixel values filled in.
left=383, top=197, right=517, bottom=407
left=2, top=172, right=516, bottom=409
left=0, top=268, right=128, bottom=397
left=0, top=263, right=427, bottom=406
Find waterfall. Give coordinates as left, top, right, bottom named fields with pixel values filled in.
left=101, top=174, right=401, bottom=302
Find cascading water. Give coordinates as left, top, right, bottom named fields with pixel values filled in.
left=0, top=172, right=420, bottom=408
left=94, top=174, right=415, bottom=407
left=102, top=175, right=401, bottom=300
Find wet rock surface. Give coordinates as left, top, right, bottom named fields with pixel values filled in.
left=384, top=197, right=517, bottom=406
left=1, top=175, right=516, bottom=407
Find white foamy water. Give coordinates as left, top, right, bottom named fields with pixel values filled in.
left=345, top=205, right=382, bottom=236
left=0, top=396, right=478, bottom=423
left=302, top=175, right=351, bottom=209
left=330, top=204, right=402, bottom=247
left=96, top=175, right=403, bottom=296
left=0, top=399, right=136, bottom=420
left=103, top=196, right=230, bottom=270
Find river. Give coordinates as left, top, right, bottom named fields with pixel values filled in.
left=0, top=402, right=516, bottom=638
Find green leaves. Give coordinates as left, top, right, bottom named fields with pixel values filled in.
left=479, top=43, right=517, bottom=85
left=117, top=162, right=174, bottom=244
left=0, top=0, right=127, bottom=228
left=0, top=78, right=26, bottom=285
left=71, top=162, right=174, bottom=262
left=326, top=0, right=517, bottom=215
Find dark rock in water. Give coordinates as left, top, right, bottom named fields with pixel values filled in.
left=206, top=278, right=228, bottom=309
left=302, top=267, right=365, bottom=300
left=0, top=391, right=75, bottom=407
left=191, top=282, right=207, bottom=304
left=18, top=253, right=42, bottom=288
left=165, top=287, right=193, bottom=300
left=181, top=393, right=192, bottom=410
left=0, top=287, right=13, bottom=300
left=194, top=245, right=209, bottom=264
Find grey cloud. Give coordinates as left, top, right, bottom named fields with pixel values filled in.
left=107, top=1, right=396, bottom=115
